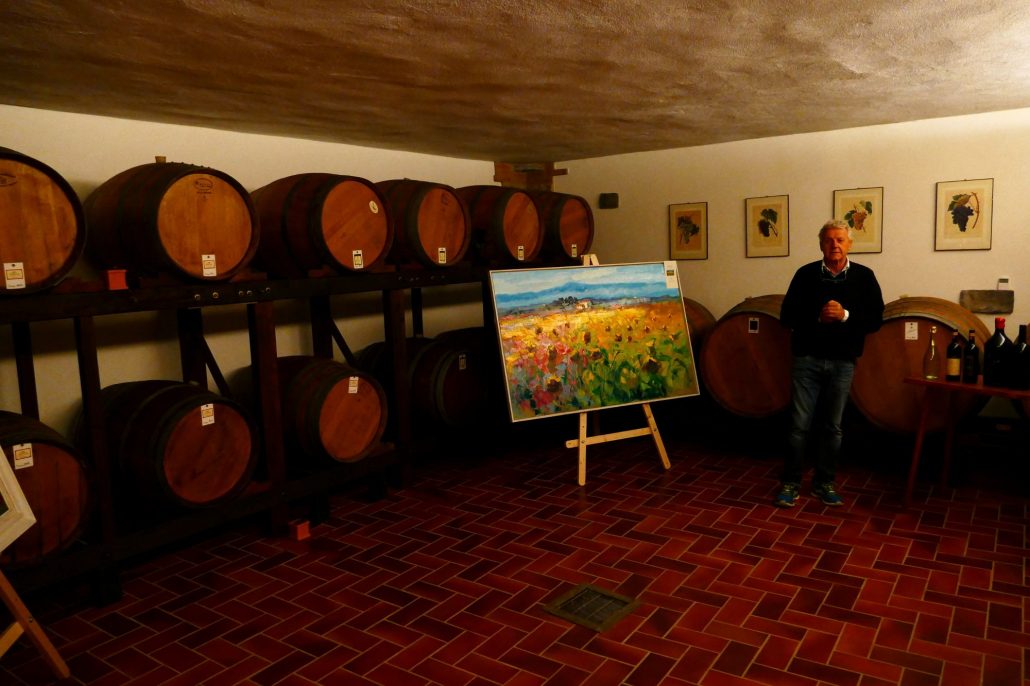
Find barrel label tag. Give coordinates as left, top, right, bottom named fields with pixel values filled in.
left=437, top=247, right=447, bottom=264
left=4, top=262, right=25, bottom=290
left=12, top=443, right=33, bottom=469
left=905, top=322, right=918, bottom=340
left=748, top=317, right=760, bottom=334
left=459, top=353, right=467, bottom=371
left=369, top=200, right=379, bottom=214
left=517, top=245, right=525, bottom=261
left=201, top=403, right=215, bottom=426
left=349, top=376, right=359, bottom=394
left=571, top=243, right=579, bottom=258
left=352, top=250, right=364, bottom=269
left=201, top=254, right=217, bottom=277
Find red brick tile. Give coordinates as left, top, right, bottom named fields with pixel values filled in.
left=828, top=650, right=902, bottom=683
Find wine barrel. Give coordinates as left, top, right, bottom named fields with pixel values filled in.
left=700, top=295, right=791, bottom=417
left=251, top=173, right=393, bottom=277
left=682, top=297, right=717, bottom=361
left=530, top=191, right=594, bottom=264
left=84, top=160, right=258, bottom=281
left=277, top=356, right=388, bottom=463
left=0, top=147, right=86, bottom=294
left=375, top=179, right=470, bottom=268
left=851, top=296, right=991, bottom=433
left=0, top=412, right=91, bottom=568
left=455, top=185, right=542, bottom=265
left=95, top=381, right=257, bottom=508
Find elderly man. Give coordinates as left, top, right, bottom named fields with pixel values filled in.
left=775, top=219, right=884, bottom=507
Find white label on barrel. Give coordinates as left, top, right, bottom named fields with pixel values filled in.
left=201, top=254, right=217, bottom=277
left=517, top=245, right=525, bottom=261
left=571, top=243, right=579, bottom=258
left=201, top=403, right=215, bottom=426
left=438, top=247, right=447, bottom=264
left=4, top=262, right=25, bottom=290
left=369, top=200, right=379, bottom=214
left=349, top=376, right=359, bottom=394
left=905, top=322, right=918, bottom=340
left=748, top=317, right=760, bottom=334
left=459, top=353, right=467, bottom=371
left=352, top=249, right=364, bottom=269
left=12, top=443, right=33, bottom=469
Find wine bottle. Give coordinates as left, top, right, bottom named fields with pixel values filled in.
left=1013, top=324, right=1030, bottom=391
left=983, top=317, right=1013, bottom=387
left=962, top=329, right=980, bottom=383
left=945, top=329, right=963, bottom=382
left=922, top=325, right=940, bottom=380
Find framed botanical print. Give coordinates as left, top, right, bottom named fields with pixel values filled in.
left=833, top=186, right=883, bottom=253
left=935, top=178, right=993, bottom=251
left=744, top=195, right=789, bottom=257
left=668, top=202, right=708, bottom=260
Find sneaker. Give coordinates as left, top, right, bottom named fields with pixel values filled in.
left=773, top=483, right=800, bottom=508
left=812, top=482, right=844, bottom=506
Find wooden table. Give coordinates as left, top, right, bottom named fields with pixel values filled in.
left=903, top=376, right=1030, bottom=505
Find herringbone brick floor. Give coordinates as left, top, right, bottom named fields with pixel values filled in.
left=2, top=412, right=1028, bottom=685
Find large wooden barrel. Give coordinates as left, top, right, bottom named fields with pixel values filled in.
left=455, top=186, right=543, bottom=265
left=0, top=147, right=86, bottom=294
left=375, top=179, right=470, bottom=268
left=0, top=412, right=91, bottom=568
left=84, top=160, right=259, bottom=281
left=251, top=173, right=393, bottom=277
left=851, top=297, right=991, bottom=433
left=530, top=191, right=594, bottom=264
left=682, top=297, right=717, bottom=361
left=95, top=381, right=257, bottom=508
left=700, top=295, right=792, bottom=417
left=277, top=356, right=388, bottom=463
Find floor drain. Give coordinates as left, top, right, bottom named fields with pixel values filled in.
left=543, top=583, right=640, bottom=632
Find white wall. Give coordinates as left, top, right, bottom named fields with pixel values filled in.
left=0, top=105, right=494, bottom=430
left=555, top=108, right=1030, bottom=331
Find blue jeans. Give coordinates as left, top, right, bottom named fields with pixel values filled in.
left=783, top=355, right=855, bottom=486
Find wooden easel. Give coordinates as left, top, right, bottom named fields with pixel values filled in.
left=0, top=570, right=69, bottom=679
left=565, top=254, right=671, bottom=485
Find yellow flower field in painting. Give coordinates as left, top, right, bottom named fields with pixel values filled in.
left=498, top=299, right=697, bottom=420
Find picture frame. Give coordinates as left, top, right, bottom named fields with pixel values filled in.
left=833, top=186, right=883, bottom=253
left=744, top=195, right=789, bottom=257
left=668, top=201, right=708, bottom=260
left=935, top=178, right=993, bottom=251
left=0, top=446, right=35, bottom=555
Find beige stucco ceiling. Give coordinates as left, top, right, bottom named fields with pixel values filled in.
left=3, top=1, right=1030, bottom=162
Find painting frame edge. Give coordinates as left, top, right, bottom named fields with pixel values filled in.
left=744, top=194, right=790, bottom=258
left=0, top=445, right=36, bottom=555
left=833, top=186, right=883, bottom=254
left=668, top=201, right=708, bottom=260
left=934, top=178, right=994, bottom=252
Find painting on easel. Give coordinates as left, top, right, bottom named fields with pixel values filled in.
left=489, top=261, right=699, bottom=422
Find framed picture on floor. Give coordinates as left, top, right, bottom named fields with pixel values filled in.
left=833, top=186, right=883, bottom=254
left=668, top=201, right=708, bottom=260
left=935, top=178, right=993, bottom=251
left=744, top=195, right=789, bottom=257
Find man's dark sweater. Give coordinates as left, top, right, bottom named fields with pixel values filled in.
left=780, top=260, right=884, bottom=361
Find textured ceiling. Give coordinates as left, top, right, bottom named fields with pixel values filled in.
left=3, top=1, right=1030, bottom=162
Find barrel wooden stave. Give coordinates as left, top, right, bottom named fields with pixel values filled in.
left=251, top=173, right=392, bottom=276
left=531, top=191, right=594, bottom=264
left=851, top=297, right=992, bottom=433
left=0, top=147, right=86, bottom=293
left=0, top=411, right=91, bottom=567
left=456, top=185, right=542, bottom=265
left=278, top=356, right=387, bottom=463
left=85, top=161, right=258, bottom=281
left=97, top=381, right=256, bottom=508
left=700, top=294, right=791, bottom=418
left=376, top=179, right=470, bottom=268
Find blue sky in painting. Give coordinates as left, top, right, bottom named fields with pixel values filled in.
left=490, top=262, right=679, bottom=313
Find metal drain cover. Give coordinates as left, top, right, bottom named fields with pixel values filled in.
left=543, top=583, right=640, bottom=632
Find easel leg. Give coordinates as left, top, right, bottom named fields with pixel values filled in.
left=642, top=403, right=671, bottom=470
left=0, top=571, right=70, bottom=679
left=577, top=413, right=588, bottom=486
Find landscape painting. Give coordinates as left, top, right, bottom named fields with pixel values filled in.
left=489, top=262, right=699, bottom=422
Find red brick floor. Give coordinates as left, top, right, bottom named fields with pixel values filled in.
left=2, top=424, right=1028, bottom=685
